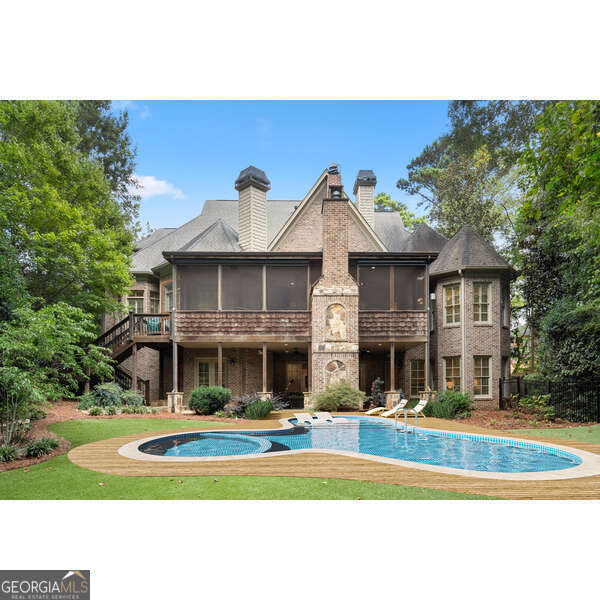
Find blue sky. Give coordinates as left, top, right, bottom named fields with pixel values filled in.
left=116, top=101, right=450, bottom=230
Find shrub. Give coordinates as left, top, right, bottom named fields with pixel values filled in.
left=0, top=444, right=18, bottom=462
left=132, top=405, right=147, bottom=414
left=423, top=390, right=473, bottom=419
left=24, top=437, right=60, bottom=458
left=78, top=382, right=122, bottom=410
left=120, top=389, right=144, bottom=406
left=27, top=406, right=47, bottom=421
left=214, top=410, right=228, bottom=418
left=88, top=406, right=103, bottom=416
left=312, top=382, right=365, bottom=411
left=189, top=386, right=231, bottom=415
left=105, top=405, right=117, bottom=415
left=244, top=400, right=273, bottom=419
left=270, top=394, right=290, bottom=411
left=121, top=406, right=133, bottom=414
left=150, top=408, right=158, bottom=415
left=518, top=394, right=555, bottom=421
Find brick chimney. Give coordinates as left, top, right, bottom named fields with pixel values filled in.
left=235, top=166, right=270, bottom=251
left=353, top=169, right=376, bottom=229
left=322, top=163, right=351, bottom=283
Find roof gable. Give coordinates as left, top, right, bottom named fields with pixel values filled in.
left=398, top=223, right=447, bottom=253
left=430, top=225, right=512, bottom=275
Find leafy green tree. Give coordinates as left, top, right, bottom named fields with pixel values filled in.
left=374, top=192, right=427, bottom=231
left=517, top=100, right=600, bottom=377
left=0, top=303, right=113, bottom=402
left=0, top=100, right=134, bottom=316
left=71, top=101, right=141, bottom=234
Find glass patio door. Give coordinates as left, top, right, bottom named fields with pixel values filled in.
left=196, top=359, right=227, bottom=387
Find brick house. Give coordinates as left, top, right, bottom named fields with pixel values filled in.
left=98, top=164, right=513, bottom=410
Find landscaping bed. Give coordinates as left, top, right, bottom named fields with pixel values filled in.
left=457, top=410, right=597, bottom=431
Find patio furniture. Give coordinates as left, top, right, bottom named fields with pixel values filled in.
left=314, top=411, right=348, bottom=424
left=381, top=397, right=409, bottom=418
left=294, top=412, right=314, bottom=425
left=404, top=395, right=430, bottom=428
left=365, top=406, right=386, bottom=415
left=146, top=316, right=162, bottom=335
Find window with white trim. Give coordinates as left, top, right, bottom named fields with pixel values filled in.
left=473, top=356, right=491, bottom=396
left=444, top=356, right=461, bottom=391
left=444, top=284, right=460, bottom=325
left=409, top=359, right=425, bottom=398
left=127, top=290, right=144, bottom=313
left=195, top=358, right=228, bottom=388
left=473, top=282, right=491, bottom=323
left=149, top=291, right=160, bottom=314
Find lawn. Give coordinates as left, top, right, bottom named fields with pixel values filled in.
left=0, top=418, right=494, bottom=500
left=513, top=423, right=600, bottom=445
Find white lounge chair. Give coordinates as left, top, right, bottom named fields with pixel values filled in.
left=405, top=396, right=429, bottom=427
left=294, top=412, right=314, bottom=425
left=381, top=398, right=408, bottom=418
left=314, top=411, right=348, bottom=424
left=365, top=406, right=386, bottom=415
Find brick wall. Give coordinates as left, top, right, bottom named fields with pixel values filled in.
left=433, top=271, right=511, bottom=408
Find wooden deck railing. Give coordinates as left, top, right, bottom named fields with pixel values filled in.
left=96, top=312, right=171, bottom=356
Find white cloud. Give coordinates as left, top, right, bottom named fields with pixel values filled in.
left=132, top=175, right=185, bottom=200
left=112, top=101, right=151, bottom=120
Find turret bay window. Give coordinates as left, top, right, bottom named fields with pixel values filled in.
left=444, top=284, right=460, bottom=325
left=359, top=265, right=390, bottom=310
left=266, top=265, right=307, bottom=310
left=444, top=356, right=461, bottom=391
left=178, top=265, right=218, bottom=310
left=127, top=290, right=144, bottom=313
left=222, top=265, right=262, bottom=310
left=473, top=282, right=491, bottom=323
left=473, top=356, right=490, bottom=396
left=394, top=266, right=425, bottom=310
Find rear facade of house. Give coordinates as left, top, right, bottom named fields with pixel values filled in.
left=98, top=164, right=513, bottom=410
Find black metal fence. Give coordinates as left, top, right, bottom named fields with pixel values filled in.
left=499, top=376, right=600, bottom=422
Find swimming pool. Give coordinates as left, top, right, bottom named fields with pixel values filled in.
left=120, top=416, right=600, bottom=480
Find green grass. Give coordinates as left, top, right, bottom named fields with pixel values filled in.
left=0, top=418, right=496, bottom=500
left=513, top=423, right=600, bottom=445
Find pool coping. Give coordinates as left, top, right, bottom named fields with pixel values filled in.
left=117, top=416, right=600, bottom=481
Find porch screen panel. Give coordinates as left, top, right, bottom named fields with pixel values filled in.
left=359, top=265, right=390, bottom=310
left=266, top=265, right=307, bottom=310
left=394, top=266, right=426, bottom=310
left=178, top=266, right=218, bottom=310
left=222, top=265, right=262, bottom=310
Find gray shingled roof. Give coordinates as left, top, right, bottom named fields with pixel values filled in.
left=131, top=200, right=415, bottom=274
left=134, top=227, right=176, bottom=251
left=397, top=222, right=447, bottom=253
left=430, top=225, right=512, bottom=275
left=373, top=211, right=410, bottom=251
left=179, top=219, right=240, bottom=252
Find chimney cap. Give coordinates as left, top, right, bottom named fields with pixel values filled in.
left=353, top=169, right=377, bottom=194
left=235, top=166, right=271, bottom=192
left=328, top=163, right=339, bottom=175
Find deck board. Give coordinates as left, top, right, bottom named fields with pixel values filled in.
left=68, top=415, right=600, bottom=499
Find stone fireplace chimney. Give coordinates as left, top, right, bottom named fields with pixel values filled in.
left=321, top=163, right=352, bottom=283
left=353, top=169, right=376, bottom=229
left=309, top=163, right=360, bottom=404
left=235, top=166, right=270, bottom=251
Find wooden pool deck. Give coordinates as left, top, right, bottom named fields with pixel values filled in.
left=68, top=413, right=600, bottom=499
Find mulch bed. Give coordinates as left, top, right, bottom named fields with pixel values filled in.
left=457, top=409, right=596, bottom=430
left=0, top=401, right=77, bottom=473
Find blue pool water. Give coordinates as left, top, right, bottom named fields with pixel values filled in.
left=138, top=417, right=582, bottom=473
